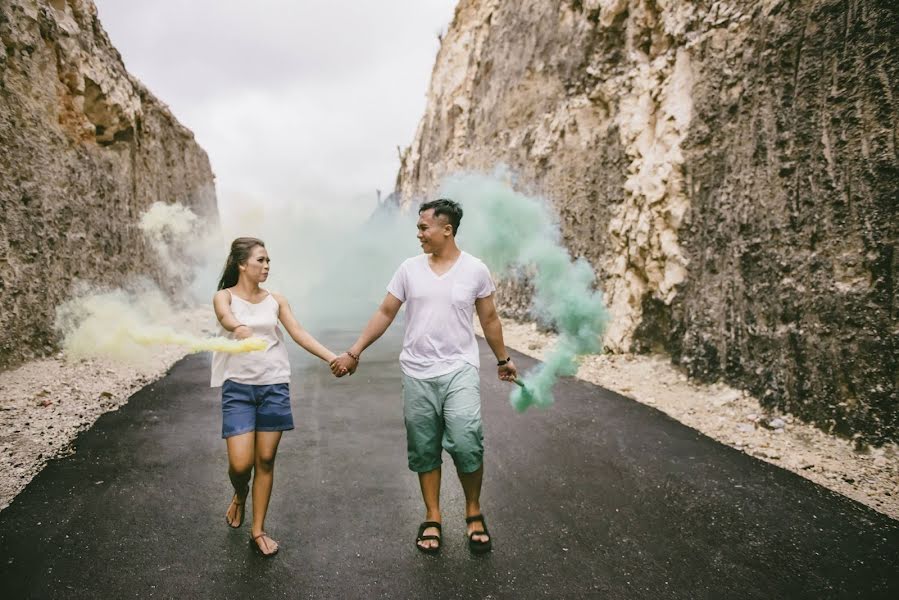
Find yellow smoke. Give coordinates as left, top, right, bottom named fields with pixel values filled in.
left=56, top=200, right=256, bottom=364
left=131, top=331, right=267, bottom=354
left=55, top=284, right=264, bottom=363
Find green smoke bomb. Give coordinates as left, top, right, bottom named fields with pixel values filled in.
left=510, top=378, right=542, bottom=412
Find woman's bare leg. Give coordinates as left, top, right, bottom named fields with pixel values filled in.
left=251, top=431, right=283, bottom=553
left=225, top=432, right=254, bottom=526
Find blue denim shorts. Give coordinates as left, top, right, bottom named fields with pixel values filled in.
left=221, top=380, right=294, bottom=439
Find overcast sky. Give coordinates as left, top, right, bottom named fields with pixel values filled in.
left=93, top=1, right=457, bottom=222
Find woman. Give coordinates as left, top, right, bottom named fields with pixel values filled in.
left=211, top=237, right=344, bottom=556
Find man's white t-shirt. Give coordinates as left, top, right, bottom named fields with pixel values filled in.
left=387, top=251, right=496, bottom=379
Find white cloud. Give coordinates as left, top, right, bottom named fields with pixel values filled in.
left=94, top=0, right=456, bottom=221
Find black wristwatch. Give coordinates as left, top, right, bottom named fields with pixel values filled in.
left=497, top=357, right=512, bottom=366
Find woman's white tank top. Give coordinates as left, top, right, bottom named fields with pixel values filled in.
left=210, top=291, right=291, bottom=387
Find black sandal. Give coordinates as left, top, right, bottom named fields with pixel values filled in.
left=466, top=514, right=492, bottom=554
left=415, top=521, right=442, bottom=554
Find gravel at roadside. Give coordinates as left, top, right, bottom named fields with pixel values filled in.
left=0, top=308, right=213, bottom=511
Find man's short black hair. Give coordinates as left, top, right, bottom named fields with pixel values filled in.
left=419, top=198, right=463, bottom=236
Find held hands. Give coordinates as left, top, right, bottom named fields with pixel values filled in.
left=498, top=358, right=518, bottom=382
left=329, top=352, right=359, bottom=378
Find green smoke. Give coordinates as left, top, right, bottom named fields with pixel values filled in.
left=439, top=172, right=609, bottom=411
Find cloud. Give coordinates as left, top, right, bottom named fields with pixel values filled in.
left=94, top=0, right=457, bottom=221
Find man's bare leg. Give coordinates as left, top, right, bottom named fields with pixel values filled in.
left=417, top=467, right=442, bottom=550
left=458, top=465, right=489, bottom=542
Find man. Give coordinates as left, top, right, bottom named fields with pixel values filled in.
left=331, top=198, right=518, bottom=554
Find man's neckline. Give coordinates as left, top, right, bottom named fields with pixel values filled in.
left=427, top=250, right=464, bottom=279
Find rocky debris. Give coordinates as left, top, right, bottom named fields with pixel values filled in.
left=764, top=417, right=786, bottom=430
left=485, top=317, right=899, bottom=521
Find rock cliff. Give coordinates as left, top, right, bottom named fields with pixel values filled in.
left=396, top=0, right=898, bottom=443
left=0, top=0, right=216, bottom=368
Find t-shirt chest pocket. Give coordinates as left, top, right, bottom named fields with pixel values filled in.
left=450, top=282, right=478, bottom=309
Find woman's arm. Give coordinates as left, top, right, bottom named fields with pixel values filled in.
left=213, top=289, right=252, bottom=339
left=272, top=293, right=337, bottom=363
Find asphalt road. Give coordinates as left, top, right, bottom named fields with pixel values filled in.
left=1, top=331, right=897, bottom=599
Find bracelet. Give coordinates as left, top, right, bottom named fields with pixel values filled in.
left=497, top=357, right=511, bottom=366
left=346, top=350, right=360, bottom=362
left=233, top=324, right=247, bottom=332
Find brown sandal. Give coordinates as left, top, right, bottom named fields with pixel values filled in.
left=225, top=493, right=246, bottom=528
left=250, top=532, right=279, bottom=557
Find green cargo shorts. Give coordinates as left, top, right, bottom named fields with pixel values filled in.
left=402, top=363, right=484, bottom=474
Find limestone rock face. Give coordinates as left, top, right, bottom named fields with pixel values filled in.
left=0, top=0, right=217, bottom=368
left=396, top=0, right=898, bottom=443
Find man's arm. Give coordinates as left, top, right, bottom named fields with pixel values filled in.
left=475, top=294, right=518, bottom=382
left=331, top=293, right=403, bottom=376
